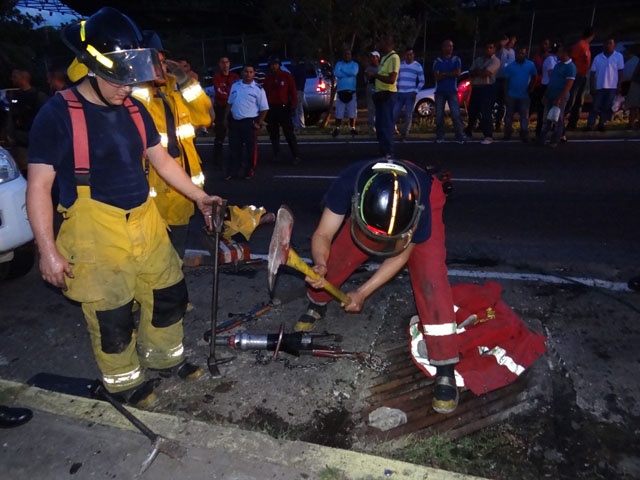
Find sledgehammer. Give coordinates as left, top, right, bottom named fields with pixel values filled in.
left=267, top=205, right=351, bottom=306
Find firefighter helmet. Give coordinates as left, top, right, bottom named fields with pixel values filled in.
left=62, top=7, right=161, bottom=85
left=351, top=160, right=424, bottom=257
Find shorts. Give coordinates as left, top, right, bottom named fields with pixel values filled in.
left=336, top=95, right=357, bottom=119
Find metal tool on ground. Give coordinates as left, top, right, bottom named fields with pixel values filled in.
left=268, top=205, right=351, bottom=306
left=204, top=199, right=235, bottom=377
left=92, top=382, right=186, bottom=475
left=203, top=302, right=272, bottom=341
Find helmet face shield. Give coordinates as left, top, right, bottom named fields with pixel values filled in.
left=351, top=160, right=424, bottom=257
left=91, top=48, right=162, bottom=85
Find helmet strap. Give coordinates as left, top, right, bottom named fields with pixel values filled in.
left=88, top=75, right=117, bottom=108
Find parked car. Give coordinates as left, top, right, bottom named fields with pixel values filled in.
left=413, top=71, right=472, bottom=120
left=205, top=60, right=336, bottom=123
left=0, top=146, right=34, bottom=280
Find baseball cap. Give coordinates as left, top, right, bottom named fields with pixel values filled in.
left=370, top=51, right=380, bottom=58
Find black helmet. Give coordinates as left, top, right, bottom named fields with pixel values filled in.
left=62, top=7, right=161, bottom=85
left=351, top=160, right=424, bottom=257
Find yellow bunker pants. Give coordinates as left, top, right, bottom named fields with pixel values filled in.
left=56, top=187, right=187, bottom=393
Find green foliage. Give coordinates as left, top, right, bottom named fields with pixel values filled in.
left=317, top=466, right=349, bottom=480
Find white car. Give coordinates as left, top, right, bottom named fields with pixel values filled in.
left=413, top=71, right=472, bottom=119
left=0, top=147, right=34, bottom=280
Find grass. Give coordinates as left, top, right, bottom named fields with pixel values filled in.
left=317, top=466, right=349, bottom=480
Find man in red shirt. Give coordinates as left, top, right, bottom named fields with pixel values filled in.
left=566, top=27, right=595, bottom=130
left=263, top=57, right=300, bottom=165
left=212, top=56, right=240, bottom=169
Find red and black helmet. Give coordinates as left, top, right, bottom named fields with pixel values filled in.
left=351, top=160, right=424, bottom=257
left=62, top=7, right=161, bottom=85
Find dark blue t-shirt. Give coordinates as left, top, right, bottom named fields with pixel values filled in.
left=433, top=56, right=461, bottom=94
left=28, top=89, right=160, bottom=210
left=325, top=160, right=432, bottom=243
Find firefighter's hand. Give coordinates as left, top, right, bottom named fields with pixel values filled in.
left=305, top=264, right=327, bottom=290
left=39, top=249, right=73, bottom=291
left=196, top=195, right=225, bottom=230
left=343, top=290, right=365, bottom=313
left=165, top=59, right=190, bottom=88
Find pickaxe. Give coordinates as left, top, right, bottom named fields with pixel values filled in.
left=267, top=205, right=351, bottom=306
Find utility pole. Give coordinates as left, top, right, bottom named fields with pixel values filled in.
left=472, top=16, right=479, bottom=60
left=422, top=11, right=428, bottom=72
left=527, top=11, right=535, bottom=58
left=590, top=3, right=597, bottom=26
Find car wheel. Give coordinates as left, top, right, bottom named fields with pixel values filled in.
left=414, top=98, right=435, bottom=120
left=0, top=242, right=35, bottom=281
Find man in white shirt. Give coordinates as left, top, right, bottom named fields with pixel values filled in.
left=225, top=65, right=269, bottom=179
left=587, top=35, right=625, bottom=131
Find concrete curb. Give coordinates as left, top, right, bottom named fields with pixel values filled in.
left=0, top=378, right=486, bottom=480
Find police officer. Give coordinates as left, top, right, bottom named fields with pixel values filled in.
left=26, top=8, right=224, bottom=407
left=296, top=159, right=460, bottom=414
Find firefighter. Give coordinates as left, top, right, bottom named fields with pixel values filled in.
left=26, top=7, right=224, bottom=407
left=131, top=31, right=211, bottom=259
left=297, top=159, right=460, bottom=413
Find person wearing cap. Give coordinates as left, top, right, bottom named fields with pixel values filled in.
left=263, top=57, right=300, bottom=165
left=131, top=31, right=212, bottom=259
left=296, top=159, right=460, bottom=414
left=365, top=51, right=380, bottom=135
left=26, top=7, right=224, bottom=408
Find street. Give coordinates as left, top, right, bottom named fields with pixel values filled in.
left=1, top=136, right=639, bottom=479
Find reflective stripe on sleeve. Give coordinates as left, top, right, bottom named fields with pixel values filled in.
left=478, top=345, right=525, bottom=376
left=159, top=133, right=168, bottom=148
left=176, top=123, right=196, bottom=139
left=181, top=84, right=204, bottom=102
left=422, top=322, right=457, bottom=337
left=191, top=172, right=204, bottom=187
left=102, top=366, right=143, bottom=386
left=131, top=86, right=151, bottom=103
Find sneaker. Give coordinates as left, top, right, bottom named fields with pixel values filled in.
left=294, top=300, right=327, bottom=332
left=432, top=366, right=459, bottom=414
left=481, top=137, right=494, bottom=145
left=435, top=138, right=445, bottom=144
left=455, top=138, right=465, bottom=145
left=332, top=128, right=339, bottom=138
left=350, top=128, right=357, bottom=136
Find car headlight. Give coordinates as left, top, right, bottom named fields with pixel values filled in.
left=0, top=148, right=20, bottom=184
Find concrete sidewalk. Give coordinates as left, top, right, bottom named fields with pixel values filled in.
left=0, top=379, right=484, bottom=480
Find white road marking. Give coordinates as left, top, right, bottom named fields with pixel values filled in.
left=184, top=250, right=631, bottom=292
left=272, top=175, right=545, bottom=183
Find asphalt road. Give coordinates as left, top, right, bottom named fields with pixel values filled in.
left=192, top=137, right=640, bottom=281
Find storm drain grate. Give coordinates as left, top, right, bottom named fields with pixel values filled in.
left=362, top=344, right=543, bottom=441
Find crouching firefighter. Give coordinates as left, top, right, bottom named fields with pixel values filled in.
left=297, top=159, right=460, bottom=413
left=26, top=7, right=224, bottom=407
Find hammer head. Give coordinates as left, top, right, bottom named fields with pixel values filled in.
left=267, top=205, right=294, bottom=293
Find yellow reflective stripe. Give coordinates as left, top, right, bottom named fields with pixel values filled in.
left=159, top=133, right=168, bottom=148
left=131, top=86, right=151, bottom=103
left=409, top=322, right=465, bottom=387
left=86, top=44, right=114, bottom=69
left=422, top=322, right=457, bottom=337
left=141, top=343, right=184, bottom=360
left=181, top=84, right=204, bottom=102
left=176, top=123, right=195, bottom=139
left=149, top=187, right=158, bottom=198
left=102, top=366, right=143, bottom=385
left=478, top=346, right=525, bottom=376
left=80, top=20, right=86, bottom=42
left=191, top=172, right=204, bottom=187
left=387, top=173, right=399, bottom=234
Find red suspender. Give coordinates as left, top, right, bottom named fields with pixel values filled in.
left=57, top=89, right=148, bottom=178
left=57, top=89, right=90, bottom=175
left=123, top=97, right=147, bottom=157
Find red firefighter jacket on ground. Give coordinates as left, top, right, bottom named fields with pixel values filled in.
left=410, top=281, right=547, bottom=395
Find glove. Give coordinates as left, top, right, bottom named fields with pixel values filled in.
left=165, top=59, right=190, bottom=88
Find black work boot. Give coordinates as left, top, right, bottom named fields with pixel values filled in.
left=0, top=406, right=33, bottom=428
left=294, top=300, right=327, bottom=332
left=432, top=364, right=459, bottom=414
left=154, top=360, right=204, bottom=381
left=111, top=378, right=160, bottom=409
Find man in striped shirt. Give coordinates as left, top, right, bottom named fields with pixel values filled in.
left=393, top=48, right=425, bottom=140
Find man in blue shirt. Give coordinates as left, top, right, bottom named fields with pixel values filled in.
left=433, top=40, right=464, bottom=143
left=504, top=47, right=537, bottom=142
left=332, top=49, right=359, bottom=136
left=537, top=44, right=576, bottom=147
left=226, top=64, right=269, bottom=179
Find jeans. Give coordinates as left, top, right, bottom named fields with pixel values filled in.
left=465, top=84, right=496, bottom=139
left=504, top=96, right=531, bottom=138
left=539, top=95, right=568, bottom=144
left=392, top=92, right=416, bottom=136
left=566, top=75, right=587, bottom=128
left=213, top=104, right=229, bottom=167
left=293, top=90, right=305, bottom=129
left=587, top=88, right=617, bottom=128
left=435, top=92, right=464, bottom=140
left=374, top=91, right=397, bottom=156
left=366, top=85, right=376, bottom=128
left=227, top=117, right=258, bottom=178
left=494, top=77, right=507, bottom=128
